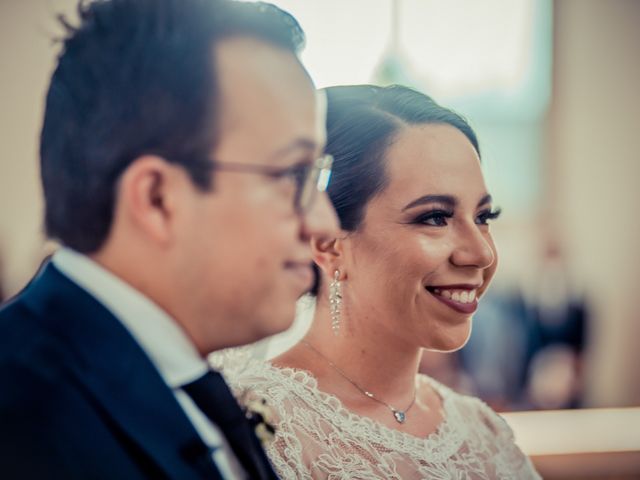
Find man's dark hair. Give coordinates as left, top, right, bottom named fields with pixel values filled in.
left=40, top=0, right=305, bottom=252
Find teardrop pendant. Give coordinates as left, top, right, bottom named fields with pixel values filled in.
left=393, top=410, right=406, bottom=424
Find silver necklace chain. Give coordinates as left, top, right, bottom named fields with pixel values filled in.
left=301, top=340, right=416, bottom=424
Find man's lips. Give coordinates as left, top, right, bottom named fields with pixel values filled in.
left=284, top=261, right=314, bottom=290
left=425, top=284, right=482, bottom=314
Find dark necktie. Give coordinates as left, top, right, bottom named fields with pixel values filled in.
left=182, top=370, right=277, bottom=480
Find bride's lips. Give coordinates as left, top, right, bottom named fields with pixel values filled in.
left=425, top=284, right=482, bottom=314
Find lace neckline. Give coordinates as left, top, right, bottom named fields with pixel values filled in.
left=258, top=361, right=467, bottom=461
left=215, top=348, right=540, bottom=479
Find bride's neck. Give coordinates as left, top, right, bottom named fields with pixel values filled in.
left=300, top=299, right=422, bottom=402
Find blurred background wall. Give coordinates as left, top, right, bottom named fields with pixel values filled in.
left=0, top=0, right=638, bottom=409
left=0, top=0, right=66, bottom=294
left=549, top=0, right=640, bottom=408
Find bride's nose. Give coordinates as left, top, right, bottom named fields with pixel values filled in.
left=450, top=224, right=495, bottom=269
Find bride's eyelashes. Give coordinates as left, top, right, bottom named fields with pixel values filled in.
left=475, top=207, right=501, bottom=226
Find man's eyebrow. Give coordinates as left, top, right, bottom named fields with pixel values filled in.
left=402, top=194, right=456, bottom=211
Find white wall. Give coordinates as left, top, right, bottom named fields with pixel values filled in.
left=0, top=0, right=76, bottom=293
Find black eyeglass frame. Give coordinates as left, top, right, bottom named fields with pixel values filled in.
left=210, top=154, right=333, bottom=214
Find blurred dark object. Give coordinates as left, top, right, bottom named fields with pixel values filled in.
left=524, top=241, right=587, bottom=410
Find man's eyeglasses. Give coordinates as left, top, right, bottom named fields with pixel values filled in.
left=211, top=154, right=333, bottom=214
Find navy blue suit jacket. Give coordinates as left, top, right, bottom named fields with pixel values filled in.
left=0, top=263, right=273, bottom=479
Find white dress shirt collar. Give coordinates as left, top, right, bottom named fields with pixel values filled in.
left=52, top=247, right=208, bottom=387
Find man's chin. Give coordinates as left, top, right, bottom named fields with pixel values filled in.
left=259, top=311, right=297, bottom=339
left=239, top=308, right=297, bottom=345
left=199, top=304, right=298, bottom=353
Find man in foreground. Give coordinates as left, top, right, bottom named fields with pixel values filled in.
left=0, top=0, right=338, bottom=478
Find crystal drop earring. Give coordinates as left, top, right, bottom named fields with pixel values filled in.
left=329, top=269, right=342, bottom=336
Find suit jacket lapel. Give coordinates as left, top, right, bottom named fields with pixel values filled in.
left=22, top=264, right=223, bottom=480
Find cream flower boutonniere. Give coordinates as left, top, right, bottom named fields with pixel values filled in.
left=241, top=393, right=277, bottom=446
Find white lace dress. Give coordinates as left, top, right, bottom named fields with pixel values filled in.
left=214, top=351, right=540, bottom=480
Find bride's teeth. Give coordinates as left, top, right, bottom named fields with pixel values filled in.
left=431, top=288, right=479, bottom=303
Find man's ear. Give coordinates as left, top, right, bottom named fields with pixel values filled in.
left=116, top=155, right=182, bottom=246
left=311, top=234, right=347, bottom=280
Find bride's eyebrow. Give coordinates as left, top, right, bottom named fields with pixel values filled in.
left=402, top=194, right=456, bottom=211
left=478, top=194, right=493, bottom=208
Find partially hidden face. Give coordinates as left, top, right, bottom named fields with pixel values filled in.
left=175, top=38, right=338, bottom=352
left=342, top=124, right=499, bottom=352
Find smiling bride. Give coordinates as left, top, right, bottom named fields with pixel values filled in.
left=220, top=84, right=541, bottom=479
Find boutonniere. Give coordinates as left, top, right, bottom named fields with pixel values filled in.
left=241, top=393, right=277, bottom=445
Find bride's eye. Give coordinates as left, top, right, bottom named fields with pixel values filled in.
left=475, top=208, right=502, bottom=225
left=413, top=210, right=453, bottom=227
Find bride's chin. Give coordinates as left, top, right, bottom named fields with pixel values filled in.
left=422, top=323, right=473, bottom=353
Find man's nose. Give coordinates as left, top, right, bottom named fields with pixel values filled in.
left=300, top=190, right=340, bottom=240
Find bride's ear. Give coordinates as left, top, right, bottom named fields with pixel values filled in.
left=311, top=235, right=346, bottom=279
